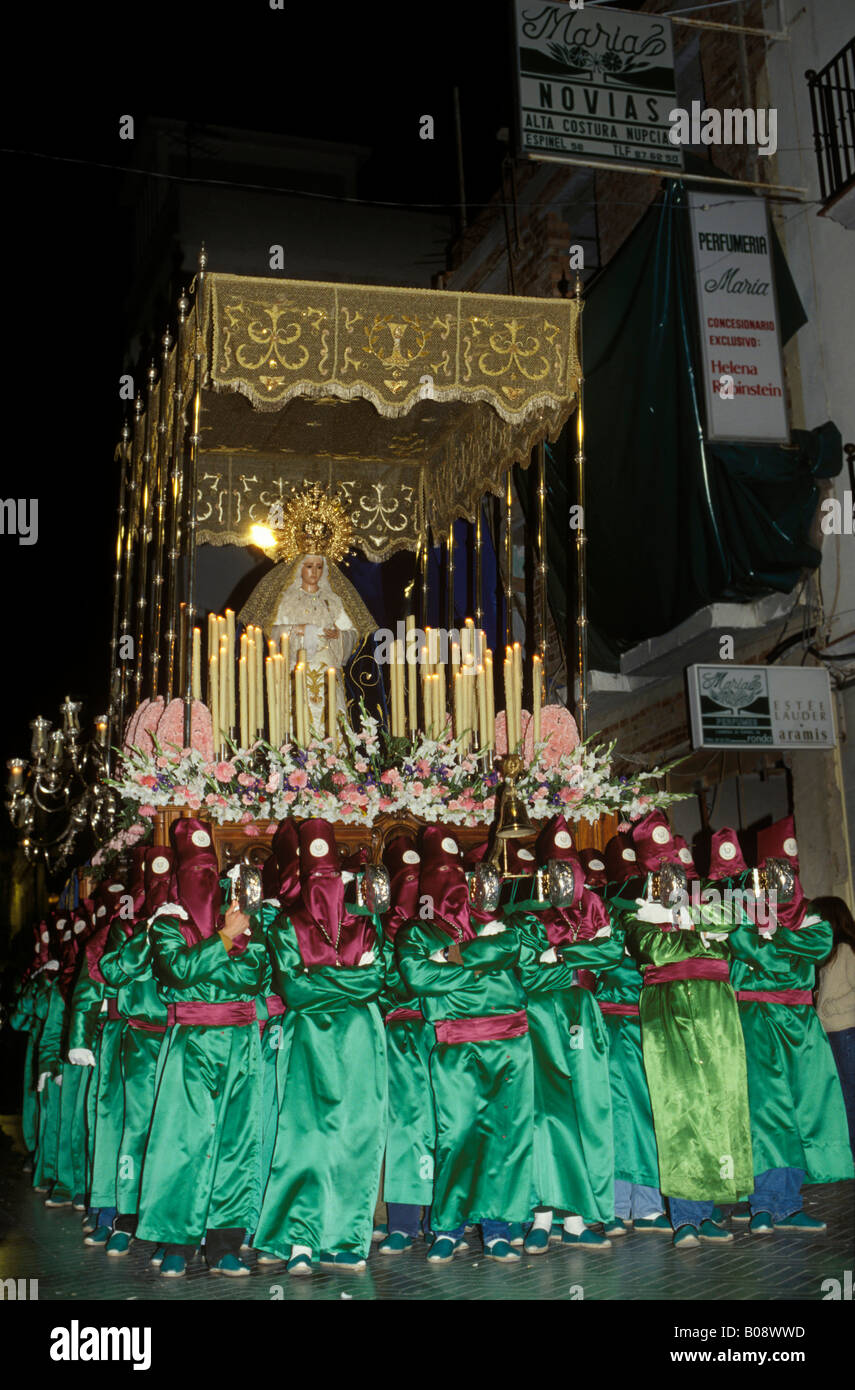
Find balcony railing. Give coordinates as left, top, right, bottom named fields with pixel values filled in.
left=806, top=37, right=855, bottom=207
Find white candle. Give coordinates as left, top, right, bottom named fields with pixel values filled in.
left=239, top=656, right=249, bottom=749
left=326, top=667, right=337, bottom=743
left=192, top=628, right=202, bottom=702
left=209, top=654, right=220, bottom=754
left=533, top=654, right=543, bottom=749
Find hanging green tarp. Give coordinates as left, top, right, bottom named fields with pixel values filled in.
left=546, top=181, right=840, bottom=669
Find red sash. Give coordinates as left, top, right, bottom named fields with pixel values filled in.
left=737, top=989, right=813, bottom=1007
left=265, top=995, right=286, bottom=1018
left=385, top=1006, right=424, bottom=1026
left=106, top=999, right=122, bottom=1022
left=127, top=1016, right=167, bottom=1035
left=644, top=959, right=730, bottom=987
left=598, top=1001, right=640, bottom=1018
left=166, top=1000, right=257, bottom=1028
left=434, top=1010, right=529, bottom=1046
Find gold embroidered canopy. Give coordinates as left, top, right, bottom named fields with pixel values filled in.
left=134, top=271, right=581, bottom=558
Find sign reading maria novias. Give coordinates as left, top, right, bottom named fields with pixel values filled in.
left=687, top=664, right=836, bottom=751
left=514, top=2, right=683, bottom=169
left=689, top=193, right=789, bottom=443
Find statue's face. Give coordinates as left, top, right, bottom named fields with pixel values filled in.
left=300, top=555, right=324, bottom=590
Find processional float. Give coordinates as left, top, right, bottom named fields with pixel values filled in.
left=15, top=248, right=683, bottom=886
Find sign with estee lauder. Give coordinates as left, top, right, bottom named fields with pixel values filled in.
left=513, top=2, right=683, bottom=169
left=687, top=664, right=836, bottom=750
left=689, top=193, right=789, bottom=443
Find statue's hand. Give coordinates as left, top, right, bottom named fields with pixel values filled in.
left=322, top=627, right=338, bottom=641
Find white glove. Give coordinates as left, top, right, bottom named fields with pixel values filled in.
left=44, top=960, right=59, bottom=971
left=700, top=931, right=729, bottom=947
left=539, top=946, right=558, bottom=964
left=53, top=1073, right=62, bottom=1087
left=633, top=898, right=677, bottom=925
left=430, top=949, right=447, bottom=964
left=802, top=914, right=822, bottom=928
left=37, top=1071, right=51, bottom=1092
left=357, top=949, right=375, bottom=967
left=478, top=921, right=506, bottom=937
left=593, top=923, right=613, bottom=939
left=68, top=1048, right=96, bottom=1067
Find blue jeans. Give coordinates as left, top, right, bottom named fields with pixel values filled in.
left=614, top=1180, right=664, bottom=1219
left=750, top=1167, right=804, bottom=1220
left=386, top=1203, right=425, bottom=1238
left=828, top=1027, right=855, bottom=1157
left=669, top=1199, right=713, bottom=1230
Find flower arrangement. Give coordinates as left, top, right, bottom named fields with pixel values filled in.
left=106, top=703, right=686, bottom=841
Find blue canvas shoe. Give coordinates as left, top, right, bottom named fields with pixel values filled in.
left=749, top=1210, right=774, bottom=1234
left=427, top=1236, right=458, bottom=1264
left=83, top=1225, right=112, bottom=1247
left=319, top=1250, right=366, bottom=1271
left=379, top=1231, right=414, bottom=1255
left=604, top=1218, right=629, bottom=1237
left=523, top=1227, right=550, bottom=1255
left=209, top=1254, right=251, bottom=1276
left=673, top=1225, right=700, bottom=1250
left=634, top=1215, right=671, bottom=1234
left=485, top=1240, right=520, bottom=1262
left=562, top=1228, right=611, bottom=1250
left=106, top=1231, right=131, bottom=1257
left=160, top=1254, right=186, bottom=1278
left=287, top=1253, right=313, bottom=1276
left=698, top=1219, right=733, bottom=1244
left=773, top=1212, right=826, bottom=1235
left=507, top=1222, right=525, bottom=1246
left=150, top=1247, right=166, bottom=1267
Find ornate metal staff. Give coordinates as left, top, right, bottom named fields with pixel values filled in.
left=504, top=469, right=513, bottom=650
left=133, top=363, right=158, bottom=706
left=474, top=501, right=484, bottom=631
left=165, top=289, right=189, bottom=700
left=149, top=328, right=173, bottom=699
left=183, top=246, right=207, bottom=745
left=574, top=273, right=588, bottom=739
left=106, top=419, right=131, bottom=767
left=536, top=440, right=548, bottom=702
left=119, top=395, right=144, bottom=737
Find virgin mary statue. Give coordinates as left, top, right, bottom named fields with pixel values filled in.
left=238, top=487, right=376, bottom=732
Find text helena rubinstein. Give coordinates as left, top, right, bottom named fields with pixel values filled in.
left=49, top=1321, right=152, bottom=1371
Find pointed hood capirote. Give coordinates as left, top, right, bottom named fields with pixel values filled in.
left=706, top=827, right=748, bottom=882
left=673, top=835, right=699, bottom=881
left=288, top=818, right=376, bottom=966
left=143, top=846, right=176, bottom=921
left=603, top=832, right=639, bottom=884
left=382, top=834, right=422, bottom=942
left=170, top=818, right=222, bottom=939
left=754, top=814, right=807, bottom=930
left=261, top=818, right=301, bottom=909
left=82, top=878, right=128, bottom=986
left=417, top=825, right=475, bottom=941
left=630, top=810, right=681, bottom=874
left=579, top=848, right=608, bottom=889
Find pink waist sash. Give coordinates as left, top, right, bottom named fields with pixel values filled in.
left=737, top=989, right=813, bottom=1007
left=106, top=999, right=122, bottom=1022
left=265, top=995, right=286, bottom=1018
left=127, top=1015, right=167, bottom=1035
left=644, top=959, right=730, bottom=987
left=166, top=1000, right=257, bottom=1028
left=434, top=1010, right=529, bottom=1046
left=385, top=1007, right=424, bottom=1026
left=598, top=1000, right=640, bottom=1018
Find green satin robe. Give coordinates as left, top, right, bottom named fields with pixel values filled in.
left=10, top=975, right=42, bottom=1153
left=382, top=933, right=436, bottom=1207
left=99, top=925, right=169, bottom=1215
left=730, top=916, right=854, bottom=1184
left=624, top=913, right=753, bottom=1202
left=593, top=932, right=661, bottom=1189
left=254, top=903, right=287, bottom=1189
left=254, top=915, right=387, bottom=1261
left=396, top=920, right=534, bottom=1232
left=67, top=951, right=120, bottom=1208
left=507, top=908, right=622, bottom=1222
left=32, top=976, right=62, bottom=1192
left=38, top=979, right=91, bottom=1202
left=136, top=914, right=270, bottom=1246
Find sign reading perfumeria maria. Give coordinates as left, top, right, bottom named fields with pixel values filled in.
left=687, top=664, right=836, bottom=750
left=688, top=192, right=789, bottom=443
left=513, top=2, right=683, bottom=169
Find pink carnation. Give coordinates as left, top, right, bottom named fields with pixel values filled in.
left=379, top=797, right=396, bottom=810
left=266, top=773, right=281, bottom=793
left=618, top=821, right=632, bottom=833
left=266, top=822, right=278, bottom=834
left=411, top=781, right=425, bottom=797
left=237, top=772, right=255, bottom=787
left=559, top=786, right=583, bottom=804
left=380, top=768, right=401, bottom=785
left=240, top=811, right=254, bottom=824
left=244, top=824, right=260, bottom=836
left=155, top=698, right=214, bottom=763
left=138, top=774, right=157, bottom=788
left=416, top=759, right=431, bottom=778
left=281, top=790, right=296, bottom=805
left=139, top=804, right=157, bottom=818
left=331, top=772, right=347, bottom=786
left=214, top=760, right=236, bottom=782
left=288, top=770, right=308, bottom=789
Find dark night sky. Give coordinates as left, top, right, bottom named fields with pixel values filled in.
left=0, top=4, right=517, bottom=784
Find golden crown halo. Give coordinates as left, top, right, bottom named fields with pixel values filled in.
left=252, top=483, right=354, bottom=564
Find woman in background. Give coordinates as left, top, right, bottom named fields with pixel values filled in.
left=814, top=896, right=855, bottom=1157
